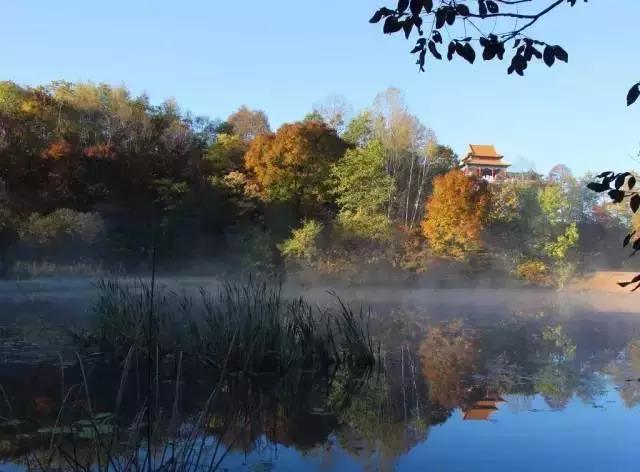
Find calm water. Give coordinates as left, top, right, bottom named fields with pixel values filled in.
left=1, top=281, right=640, bottom=471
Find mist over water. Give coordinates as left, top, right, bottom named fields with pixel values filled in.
left=2, top=275, right=640, bottom=471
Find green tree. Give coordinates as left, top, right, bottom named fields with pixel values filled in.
left=279, top=219, right=323, bottom=262
left=544, top=223, right=579, bottom=261
left=19, top=209, right=105, bottom=247
left=203, top=132, right=246, bottom=175
left=331, top=140, right=394, bottom=241
left=539, top=184, right=573, bottom=225
left=342, top=111, right=374, bottom=147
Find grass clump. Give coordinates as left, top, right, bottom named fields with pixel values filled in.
left=88, top=278, right=377, bottom=375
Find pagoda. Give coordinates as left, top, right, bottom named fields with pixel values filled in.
left=460, top=144, right=510, bottom=182
left=461, top=394, right=506, bottom=421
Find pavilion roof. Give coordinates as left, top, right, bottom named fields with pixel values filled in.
left=462, top=396, right=505, bottom=421
left=468, top=144, right=502, bottom=158
left=462, top=406, right=499, bottom=421
left=462, top=144, right=510, bottom=167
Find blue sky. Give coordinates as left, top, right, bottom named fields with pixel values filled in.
left=1, top=0, right=638, bottom=175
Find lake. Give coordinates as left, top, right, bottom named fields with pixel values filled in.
left=1, top=278, right=639, bottom=471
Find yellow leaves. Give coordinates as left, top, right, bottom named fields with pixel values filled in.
left=421, top=170, right=490, bottom=258
left=205, top=133, right=247, bottom=175
left=19, top=99, right=39, bottom=115
left=279, top=219, right=323, bottom=261
left=516, top=259, right=553, bottom=286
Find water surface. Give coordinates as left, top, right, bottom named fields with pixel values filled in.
left=1, top=280, right=639, bottom=471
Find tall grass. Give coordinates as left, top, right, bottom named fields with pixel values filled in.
left=192, top=281, right=336, bottom=374
left=0, top=278, right=379, bottom=471
left=89, top=280, right=190, bottom=359
left=88, top=278, right=377, bottom=374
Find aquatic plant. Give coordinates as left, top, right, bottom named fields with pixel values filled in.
left=89, top=279, right=377, bottom=374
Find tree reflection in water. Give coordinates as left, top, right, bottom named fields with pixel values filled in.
left=3, top=312, right=640, bottom=470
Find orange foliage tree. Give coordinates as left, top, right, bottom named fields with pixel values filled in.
left=419, top=322, right=480, bottom=409
left=244, top=121, right=347, bottom=210
left=421, top=169, right=490, bottom=258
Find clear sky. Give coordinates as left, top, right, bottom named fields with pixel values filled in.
left=1, top=0, right=638, bottom=175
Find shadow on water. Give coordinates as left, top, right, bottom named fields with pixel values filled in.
left=2, top=280, right=640, bottom=471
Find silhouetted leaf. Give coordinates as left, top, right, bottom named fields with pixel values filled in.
left=432, top=30, right=442, bottom=44
left=424, top=0, right=433, bottom=13
left=486, top=0, right=499, bottom=13
left=608, top=189, right=625, bottom=203
left=369, top=10, right=383, bottom=23
left=417, top=48, right=426, bottom=71
left=456, top=4, right=470, bottom=16
left=553, top=45, right=568, bottom=62
left=383, top=16, right=403, bottom=34
left=627, top=83, right=640, bottom=106
left=623, top=231, right=636, bottom=248
left=428, top=40, right=442, bottom=60
left=410, top=38, right=426, bottom=53
left=483, top=44, right=496, bottom=61
left=410, top=0, right=422, bottom=16
left=435, top=9, right=446, bottom=29
left=628, top=176, right=636, bottom=189
left=618, top=272, right=640, bottom=286
left=447, top=41, right=456, bottom=61
left=446, top=8, right=456, bottom=25
left=618, top=277, right=640, bottom=288
left=631, top=194, right=640, bottom=213
left=614, top=172, right=630, bottom=189
left=454, top=42, right=475, bottom=64
left=543, top=46, right=555, bottom=67
left=597, top=171, right=614, bottom=178
left=586, top=182, right=609, bottom=193
left=397, top=0, right=409, bottom=13
left=510, top=54, right=527, bottom=76
left=402, top=20, right=413, bottom=38
left=478, top=0, right=488, bottom=17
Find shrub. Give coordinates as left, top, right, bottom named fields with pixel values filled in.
left=19, top=209, right=105, bottom=247
left=516, top=259, right=553, bottom=286
left=553, top=261, right=577, bottom=288
left=279, top=219, right=323, bottom=262
left=544, top=223, right=579, bottom=261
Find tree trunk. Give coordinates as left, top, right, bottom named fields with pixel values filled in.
left=404, top=154, right=415, bottom=227
left=410, top=157, right=430, bottom=229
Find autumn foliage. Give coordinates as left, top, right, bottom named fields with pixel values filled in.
left=244, top=121, right=347, bottom=208
left=420, top=323, right=479, bottom=408
left=421, top=170, right=490, bottom=258
left=83, top=143, right=116, bottom=160
left=41, top=140, right=73, bottom=160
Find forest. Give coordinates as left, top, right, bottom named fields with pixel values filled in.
left=0, top=81, right=636, bottom=286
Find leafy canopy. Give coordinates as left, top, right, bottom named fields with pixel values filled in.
left=422, top=169, right=490, bottom=258
left=244, top=121, right=348, bottom=209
